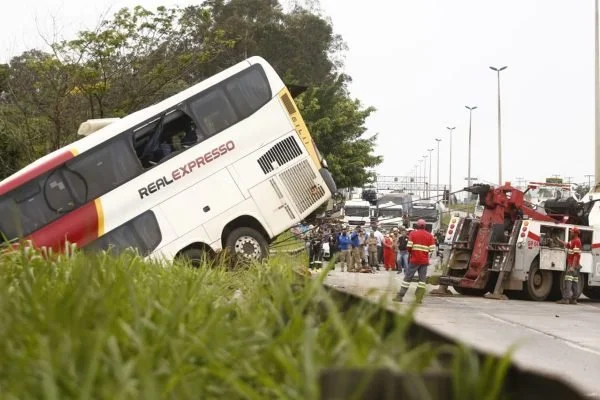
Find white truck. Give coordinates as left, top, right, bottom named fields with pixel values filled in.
left=342, top=199, right=374, bottom=227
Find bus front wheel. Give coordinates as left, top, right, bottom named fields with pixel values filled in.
left=225, top=227, right=269, bottom=262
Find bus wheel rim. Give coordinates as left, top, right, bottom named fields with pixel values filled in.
left=234, top=235, right=261, bottom=259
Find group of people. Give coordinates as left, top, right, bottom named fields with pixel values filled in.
left=334, top=225, right=413, bottom=273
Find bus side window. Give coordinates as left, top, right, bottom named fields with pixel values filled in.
left=84, top=210, right=162, bottom=256
left=225, top=67, right=271, bottom=118
left=64, top=134, right=143, bottom=202
left=188, top=88, right=237, bottom=138
left=133, top=110, right=198, bottom=167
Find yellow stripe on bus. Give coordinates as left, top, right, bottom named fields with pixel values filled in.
left=70, top=148, right=79, bottom=156
left=95, top=199, right=105, bottom=237
left=278, top=88, right=321, bottom=168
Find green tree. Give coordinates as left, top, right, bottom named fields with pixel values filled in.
left=298, top=74, right=380, bottom=188
left=0, top=1, right=381, bottom=188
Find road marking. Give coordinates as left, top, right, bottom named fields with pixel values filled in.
left=481, top=313, right=600, bottom=357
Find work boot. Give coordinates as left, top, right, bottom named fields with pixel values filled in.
left=556, top=298, right=570, bottom=304
left=569, top=299, right=578, bottom=305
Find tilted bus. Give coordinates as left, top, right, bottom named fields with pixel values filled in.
left=0, top=56, right=336, bottom=264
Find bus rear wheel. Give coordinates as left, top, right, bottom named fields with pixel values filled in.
left=225, top=227, right=269, bottom=263
left=178, top=248, right=210, bottom=268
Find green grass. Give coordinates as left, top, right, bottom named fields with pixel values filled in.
left=0, top=248, right=511, bottom=399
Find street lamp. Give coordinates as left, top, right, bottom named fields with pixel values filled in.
left=465, top=106, right=478, bottom=188
left=446, top=126, right=455, bottom=201
left=435, top=138, right=442, bottom=200
left=418, top=160, right=424, bottom=196
left=422, top=155, right=428, bottom=198
left=427, top=148, right=434, bottom=199
left=490, top=66, right=507, bottom=185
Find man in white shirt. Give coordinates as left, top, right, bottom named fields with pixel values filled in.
left=373, top=227, right=384, bottom=267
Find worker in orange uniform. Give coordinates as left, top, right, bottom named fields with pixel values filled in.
left=557, top=227, right=582, bottom=305
left=393, top=219, right=436, bottom=304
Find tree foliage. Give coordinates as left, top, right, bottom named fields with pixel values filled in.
left=0, top=0, right=380, bottom=187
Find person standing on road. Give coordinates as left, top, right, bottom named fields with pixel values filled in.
left=393, top=219, right=436, bottom=304
left=350, top=227, right=361, bottom=272
left=557, top=227, right=582, bottom=305
left=373, top=227, right=384, bottom=266
left=337, top=227, right=352, bottom=272
left=367, top=232, right=379, bottom=271
left=358, top=227, right=368, bottom=268
left=383, top=233, right=395, bottom=271
left=397, top=228, right=410, bottom=274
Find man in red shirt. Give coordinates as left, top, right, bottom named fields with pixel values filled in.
left=393, top=219, right=436, bottom=304
left=557, top=227, right=582, bottom=305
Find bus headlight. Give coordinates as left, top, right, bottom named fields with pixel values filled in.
left=321, top=158, right=328, bottom=169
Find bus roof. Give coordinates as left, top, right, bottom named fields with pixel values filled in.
left=0, top=56, right=281, bottom=193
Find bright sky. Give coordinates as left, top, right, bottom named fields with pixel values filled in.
left=0, top=0, right=596, bottom=190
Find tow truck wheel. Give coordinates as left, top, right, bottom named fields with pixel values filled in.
left=524, top=259, right=553, bottom=301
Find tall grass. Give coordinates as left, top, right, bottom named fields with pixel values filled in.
left=0, top=248, right=510, bottom=399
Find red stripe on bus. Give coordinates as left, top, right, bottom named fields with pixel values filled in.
left=592, top=243, right=600, bottom=249
left=527, top=231, right=540, bottom=242
left=0, top=150, right=75, bottom=196
left=29, top=201, right=99, bottom=252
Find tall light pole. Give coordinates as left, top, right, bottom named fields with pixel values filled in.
left=446, top=126, right=455, bottom=202
left=465, top=106, right=478, bottom=188
left=435, top=138, right=442, bottom=200
left=418, top=160, right=424, bottom=196
left=595, top=0, right=600, bottom=191
left=422, top=155, right=428, bottom=198
left=427, top=148, right=434, bottom=199
left=490, top=66, right=507, bottom=185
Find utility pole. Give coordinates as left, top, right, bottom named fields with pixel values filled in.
left=490, top=66, right=507, bottom=185
left=515, top=177, right=526, bottom=189
left=435, top=138, right=442, bottom=200
left=465, top=106, right=478, bottom=188
left=565, top=176, right=574, bottom=184
left=419, top=160, right=424, bottom=196
left=427, top=148, right=434, bottom=199
left=446, top=126, right=456, bottom=202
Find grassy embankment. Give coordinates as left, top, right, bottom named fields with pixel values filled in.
left=0, top=247, right=511, bottom=399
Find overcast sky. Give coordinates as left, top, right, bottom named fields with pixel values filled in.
left=1, top=0, right=596, bottom=191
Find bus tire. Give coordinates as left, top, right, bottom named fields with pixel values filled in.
left=225, top=227, right=269, bottom=262
left=523, top=259, right=553, bottom=301
left=178, top=248, right=209, bottom=268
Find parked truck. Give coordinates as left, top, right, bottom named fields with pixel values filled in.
left=434, top=183, right=600, bottom=301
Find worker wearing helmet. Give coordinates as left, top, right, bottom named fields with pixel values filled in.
left=393, top=219, right=436, bottom=304
left=557, top=227, right=582, bottom=305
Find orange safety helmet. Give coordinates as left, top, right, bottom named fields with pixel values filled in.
left=416, top=219, right=427, bottom=228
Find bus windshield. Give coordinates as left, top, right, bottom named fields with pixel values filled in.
left=412, top=204, right=437, bottom=219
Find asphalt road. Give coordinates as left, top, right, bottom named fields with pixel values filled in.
left=321, top=261, right=600, bottom=398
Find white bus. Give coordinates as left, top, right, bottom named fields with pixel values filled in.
left=0, top=56, right=336, bottom=264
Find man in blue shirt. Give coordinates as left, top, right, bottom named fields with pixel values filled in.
left=337, top=227, right=352, bottom=272
left=350, top=227, right=361, bottom=272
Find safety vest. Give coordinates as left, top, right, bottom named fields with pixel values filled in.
left=566, top=237, right=582, bottom=267
left=407, top=229, right=435, bottom=265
